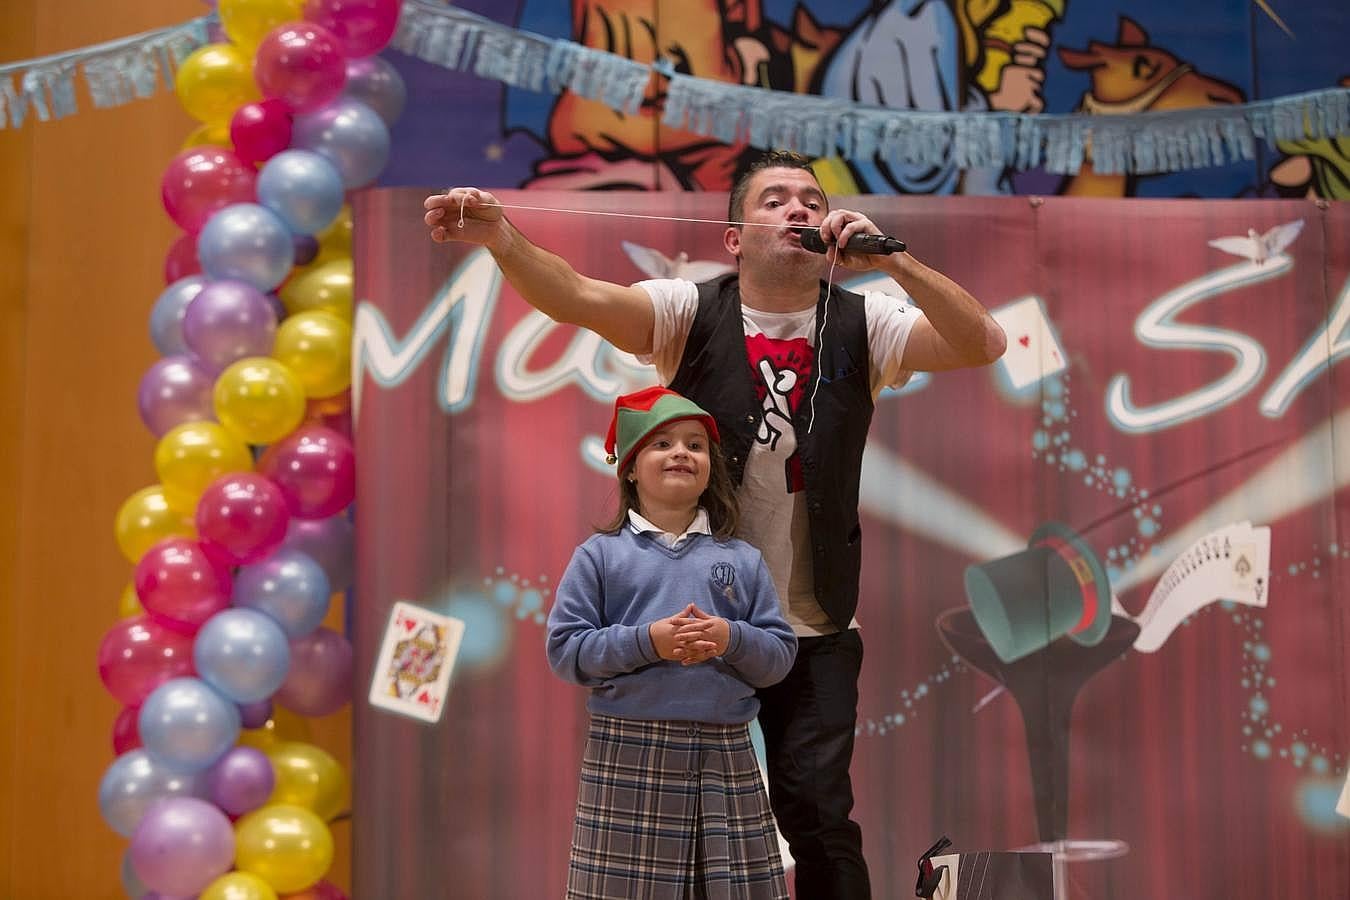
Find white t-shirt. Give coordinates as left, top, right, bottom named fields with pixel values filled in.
left=636, top=278, right=923, bottom=636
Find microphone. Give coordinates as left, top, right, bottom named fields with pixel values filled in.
left=796, top=228, right=906, bottom=255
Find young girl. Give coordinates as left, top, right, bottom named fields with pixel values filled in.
left=547, top=386, right=796, bottom=900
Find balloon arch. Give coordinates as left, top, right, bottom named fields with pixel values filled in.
left=95, top=1, right=403, bottom=897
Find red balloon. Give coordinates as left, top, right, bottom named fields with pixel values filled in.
left=275, top=626, right=353, bottom=716
left=231, top=99, right=293, bottom=165
left=196, top=473, right=292, bottom=565
left=134, top=538, right=234, bottom=635
left=282, top=880, right=349, bottom=900
left=112, top=704, right=144, bottom=754
left=258, top=425, right=356, bottom=519
left=97, top=615, right=196, bottom=707
left=303, top=0, right=401, bottom=57
left=255, top=23, right=347, bottom=113
left=164, top=232, right=203, bottom=284
left=160, top=146, right=259, bottom=234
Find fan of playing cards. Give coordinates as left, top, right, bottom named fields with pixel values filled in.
left=93, top=3, right=408, bottom=894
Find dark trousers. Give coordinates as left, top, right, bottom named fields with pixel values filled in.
left=757, top=629, right=871, bottom=899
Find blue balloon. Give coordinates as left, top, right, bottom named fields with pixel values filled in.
left=197, top=203, right=294, bottom=292
left=233, top=547, right=332, bottom=639
left=293, top=97, right=391, bottom=189
left=138, top=677, right=241, bottom=774
left=149, top=275, right=207, bottom=356
left=257, top=150, right=345, bottom=236
left=121, top=848, right=149, bottom=899
left=98, top=748, right=207, bottom=838
left=194, top=607, right=292, bottom=704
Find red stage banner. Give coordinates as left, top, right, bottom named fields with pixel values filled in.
left=352, top=190, right=1349, bottom=899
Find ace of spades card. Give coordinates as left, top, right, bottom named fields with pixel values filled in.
left=368, top=601, right=466, bottom=723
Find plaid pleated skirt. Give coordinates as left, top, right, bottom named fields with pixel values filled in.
left=565, top=713, right=789, bottom=900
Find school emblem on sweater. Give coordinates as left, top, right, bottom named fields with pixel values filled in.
left=712, top=562, right=737, bottom=602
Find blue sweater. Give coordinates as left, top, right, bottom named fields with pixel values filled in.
left=546, top=527, right=797, bottom=724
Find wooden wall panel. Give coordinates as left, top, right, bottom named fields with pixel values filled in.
left=0, top=2, right=352, bottom=896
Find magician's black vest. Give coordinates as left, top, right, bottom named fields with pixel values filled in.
left=669, top=273, right=874, bottom=630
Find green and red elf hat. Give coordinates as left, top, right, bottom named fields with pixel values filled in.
left=603, top=386, right=721, bottom=473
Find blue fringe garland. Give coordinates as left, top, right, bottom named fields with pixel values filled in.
left=0, top=17, right=209, bottom=129
left=390, top=2, right=649, bottom=116
left=3, top=0, right=1348, bottom=178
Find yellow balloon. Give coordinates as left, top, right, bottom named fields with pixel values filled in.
left=315, top=206, right=352, bottom=260
left=200, top=871, right=279, bottom=900
left=219, top=0, right=305, bottom=51
left=155, top=421, right=255, bottom=512
left=238, top=706, right=314, bottom=751
left=175, top=43, right=260, bottom=124
left=114, top=485, right=196, bottom=563
left=182, top=121, right=233, bottom=151
left=235, top=804, right=334, bottom=894
left=213, top=357, right=307, bottom=445
left=280, top=259, right=352, bottom=321
left=273, top=312, right=352, bottom=399
left=118, top=582, right=144, bottom=618
left=267, top=741, right=349, bottom=821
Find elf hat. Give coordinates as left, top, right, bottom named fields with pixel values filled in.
left=604, top=386, right=721, bottom=473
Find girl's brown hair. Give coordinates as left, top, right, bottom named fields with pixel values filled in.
left=599, top=437, right=740, bottom=540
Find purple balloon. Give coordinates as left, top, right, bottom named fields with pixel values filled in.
left=130, top=797, right=234, bottom=897
left=275, top=626, right=353, bottom=716
left=292, top=97, right=390, bottom=189
left=234, top=547, right=331, bottom=638
left=138, top=355, right=215, bottom=437
left=238, top=697, right=274, bottom=729
left=181, top=278, right=278, bottom=374
left=343, top=55, right=405, bottom=126
left=150, top=275, right=208, bottom=356
left=207, top=746, right=275, bottom=816
left=293, top=234, right=320, bottom=266
left=281, top=514, right=354, bottom=592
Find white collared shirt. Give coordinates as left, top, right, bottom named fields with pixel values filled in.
left=627, top=508, right=711, bottom=549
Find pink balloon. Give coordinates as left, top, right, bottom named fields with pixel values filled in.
left=275, top=626, right=352, bottom=716
left=164, top=233, right=203, bottom=284
left=255, top=23, right=347, bottom=113
left=303, top=0, right=401, bottom=57
left=160, top=147, right=259, bottom=234
left=134, top=538, right=233, bottom=635
left=196, top=473, right=292, bottom=565
left=98, top=615, right=197, bottom=707
left=231, top=99, right=293, bottom=165
left=258, top=425, right=356, bottom=519
left=113, top=705, right=144, bottom=755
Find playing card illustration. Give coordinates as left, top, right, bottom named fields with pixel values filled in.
left=990, top=297, right=1067, bottom=391
left=368, top=601, right=466, bottom=723
left=1129, top=521, right=1270, bottom=653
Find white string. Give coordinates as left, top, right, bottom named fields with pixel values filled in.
left=447, top=194, right=795, bottom=232
left=806, top=252, right=839, bottom=433
left=448, top=192, right=843, bottom=432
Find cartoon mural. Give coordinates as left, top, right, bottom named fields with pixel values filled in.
left=384, top=0, right=1350, bottom=198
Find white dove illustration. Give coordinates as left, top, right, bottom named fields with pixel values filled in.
left=1207, top=219, right=1305, bottom=265
left=621, top=241, right=734, bottom=281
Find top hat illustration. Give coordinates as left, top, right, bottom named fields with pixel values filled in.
left=962, top=521, right=1112, bottom=663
